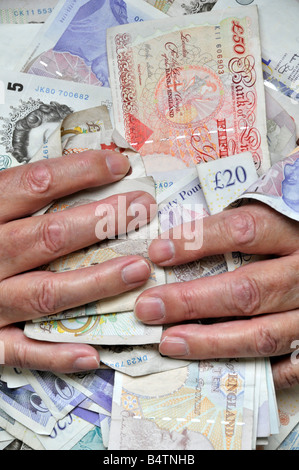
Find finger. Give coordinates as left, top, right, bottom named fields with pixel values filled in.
left=272, top=355, right=299, bottom=390
left=158, top=310, right=299, bottom=361
left=0, top=326, right=100, bottom=373
left=0, top=256, right=151, bottom=326
left=0, top=191, right=156, bottom=280
left=135, top=255, right=299, bottom=324
left=0, top=150, right=130, bottom=223
left=149, top=203, right=299, bottom=266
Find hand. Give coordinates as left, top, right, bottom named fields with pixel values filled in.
left=0, top=150, right=155, bottom=373
left=135, top=202, right=299, bottom=390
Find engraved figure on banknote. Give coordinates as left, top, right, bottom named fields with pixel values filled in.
left=0, top=99, right=72, bottom=163
left=180, top=1, right=217, bottom=14
left=119, top=414, right=214, bottom=450
left=0, top=379, right=49, bottom=416
left=156, top=66, right=224, bottom=126
left=109, top=9, right=269, bottom=173
left=281, top=158, right=299, bottom=212
left=243, top=153, right=299, bottom=219
left=25, top=0, right=129, bottom=87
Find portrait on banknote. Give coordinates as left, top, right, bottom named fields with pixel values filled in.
left=281, top=158, right=299, bottom=213
left=243, top=153, right=299, bottom=220
left=23, top=0, right=131, bottom=87
left=180, top=1, right=217, bottom=14
left=0, top=98, right=72, bottom=163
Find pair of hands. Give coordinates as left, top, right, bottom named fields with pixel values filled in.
left=0, top=150, right=298, bottom=390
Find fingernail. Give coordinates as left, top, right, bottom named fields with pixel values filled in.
left=122, top=259, right=151, bottom=285
left=150, top=239, right=175, bottom=264
left=134, top=296, right=165, bottom=322
left=73, top=356, right=100, bottom=371
left=106, top=152, right=130, bottom=176
left=159, top=336, right=189, bottom=357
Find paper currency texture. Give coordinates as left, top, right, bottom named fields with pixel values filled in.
left=107, top=6, right=270, bottom=174
left=19, top=0, right=166, bottom=87
left=147, top=0, right=218, bottom=15
left=0, top=1, right=58, bottom=24
left=109, top=360, right=256, bottom=450
left=238, top=151, right=299, bottom=221
left=0, top=70, right=112, bottom=170
left=214, top=0, right=299, bottom=104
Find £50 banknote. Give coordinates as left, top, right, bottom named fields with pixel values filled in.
left=214, top=0, right=299, bottom=104
left=107, top=6, right=270, bottom=174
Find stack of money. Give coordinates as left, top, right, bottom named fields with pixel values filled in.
left=0, top=0, right=298, bottom=451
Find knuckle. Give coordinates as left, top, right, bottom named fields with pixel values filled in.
left=179, top=286, right=199, bottom=321
left=228, top=275, right=261, bottom=316
left=11, top=334, right=56, bottom=371
left=39, top=217, right=67, bottom=256
left=253, top=325, right=279, bottom=356
left=21, top=162, right=52, bottom=195
left=92, top=269, right=106, bottom=296
left=30, top=276, right=58, bottom=316
left=12, top=341, right=31, bottom=370
left=76, top=152, right=102, bottom=185
left=226, top=210, right=256, bottom=247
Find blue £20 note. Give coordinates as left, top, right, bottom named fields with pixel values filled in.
left=20, top=0, right=166, bottom=86
left=0, top=379, right=56, bottom=435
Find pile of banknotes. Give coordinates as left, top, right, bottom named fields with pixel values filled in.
left=0, top=0, right=298, bottom=451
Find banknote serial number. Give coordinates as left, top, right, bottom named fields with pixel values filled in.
left=216, top=44, right=224, bottom=75
left=215, top=26, right=224, bottom=75
left=35, top=86, right=89, bottom=100
left=11, top=8, right=54, bottom=17
left=106, top=354, right=148, bottom=369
